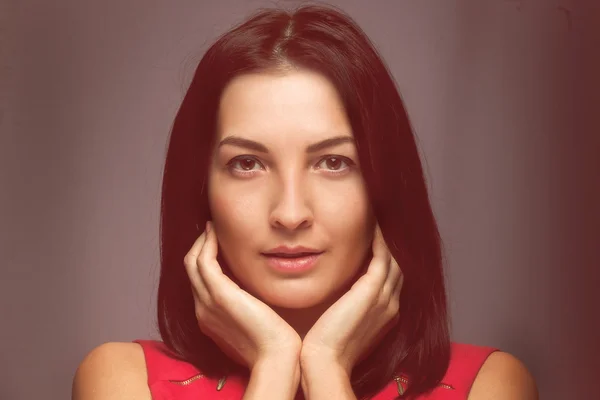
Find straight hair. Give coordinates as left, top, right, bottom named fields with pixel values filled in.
left=157, top=4, right=450, bottom=399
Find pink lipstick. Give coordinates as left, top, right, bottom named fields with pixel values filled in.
left=262, top=246, right=324, bottom=273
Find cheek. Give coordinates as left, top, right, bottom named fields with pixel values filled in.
left=209, top=188, right=257, bottom=242
left=208, top=175, right=271, bottom=278
left=318, top=182, right=372, bottom=234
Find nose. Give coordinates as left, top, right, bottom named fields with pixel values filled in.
left=269, top=173, right=314, bottom=231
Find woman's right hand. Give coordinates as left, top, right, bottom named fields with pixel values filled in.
left=184, top=221, right=302, bottom=371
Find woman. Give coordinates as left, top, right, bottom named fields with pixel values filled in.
left=72, top=4, right=538, bottom=399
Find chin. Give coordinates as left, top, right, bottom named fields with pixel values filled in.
left=264, top=295, right=323, bottom=310
left=255, top=281, right=334, bottom=310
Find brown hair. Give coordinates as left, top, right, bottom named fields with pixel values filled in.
left=157, top=4, right=450, bottom=399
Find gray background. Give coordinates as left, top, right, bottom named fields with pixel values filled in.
left=1, top=0, right=598, bottom=399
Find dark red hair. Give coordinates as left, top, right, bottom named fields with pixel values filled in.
left=157, top=4, right=450, bottom=399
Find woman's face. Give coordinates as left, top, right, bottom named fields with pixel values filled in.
left=208, top=69, right=375, bottom=309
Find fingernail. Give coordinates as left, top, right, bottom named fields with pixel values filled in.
left=206, top=221, right=211, bottom=233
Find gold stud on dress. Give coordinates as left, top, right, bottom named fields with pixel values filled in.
left=216, top=375, right=227, bottom=391
left=394, top=377, right=405, bottom=395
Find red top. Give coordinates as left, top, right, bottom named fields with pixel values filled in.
left=133, top=339, right=498, bottom=399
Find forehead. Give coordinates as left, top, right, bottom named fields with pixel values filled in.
left=217, top=70, right=351, bottom=142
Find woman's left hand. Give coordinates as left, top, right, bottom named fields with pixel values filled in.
left=300, top=223, right=403, bottom=377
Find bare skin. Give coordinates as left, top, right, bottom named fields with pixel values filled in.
left=184, top=221, right=401, bottom=399
left=208, top=70, right=378, bottom=339
left=71, top=70, right=538, bottom=399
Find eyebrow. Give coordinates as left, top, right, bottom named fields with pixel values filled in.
left=217, top=135, right=355, bottom=154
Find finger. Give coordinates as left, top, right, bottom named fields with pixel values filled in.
left=372, top=223, right=391, bottom=264
left=381, top=257, right=401, bottom=320
left=388, top=272, right=403, bottom=320
left=184, top=231, right=206, bottom=286
left=391, top=259, right=404, bottom=302
left=184, top=230, right=207, bottom=267
left=365, top=224, right=391, bottom=285
left=197, top=221, right=229, bottom=295
left=381, top=254, right=401, bottom=300
left=183, top=231, right=210, bottom=302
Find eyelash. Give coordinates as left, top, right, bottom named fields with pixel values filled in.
left=226, top=155, right=355, bottom=177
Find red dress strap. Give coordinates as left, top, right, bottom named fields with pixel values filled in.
left=133, top=340, right=200, bottom=384
left=133, top=339, right=247, bottom=399
left=411, top=342, right=498, bottom=399
left=444, top=342, right=499, bottom=395
left=372, top=342, right=499, bottom=399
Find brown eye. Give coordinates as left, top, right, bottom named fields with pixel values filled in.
left=317, top=156, right=352, bottom=172
left=325, top=157, right=343, bottom=170
left=238, top=158, right=257, bottom=170
left=227, top=156, right=264, bottom=176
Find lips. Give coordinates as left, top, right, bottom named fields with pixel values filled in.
left=262, top=245, right=323, bottom=257
left=262, top=252, right=323, bottom=273
left=265, top=252, right=321, bottom=258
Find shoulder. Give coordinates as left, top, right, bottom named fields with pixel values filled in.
left=72, top=342, right=151, bottom=400
left=468, top=351, right=539, bottom=399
